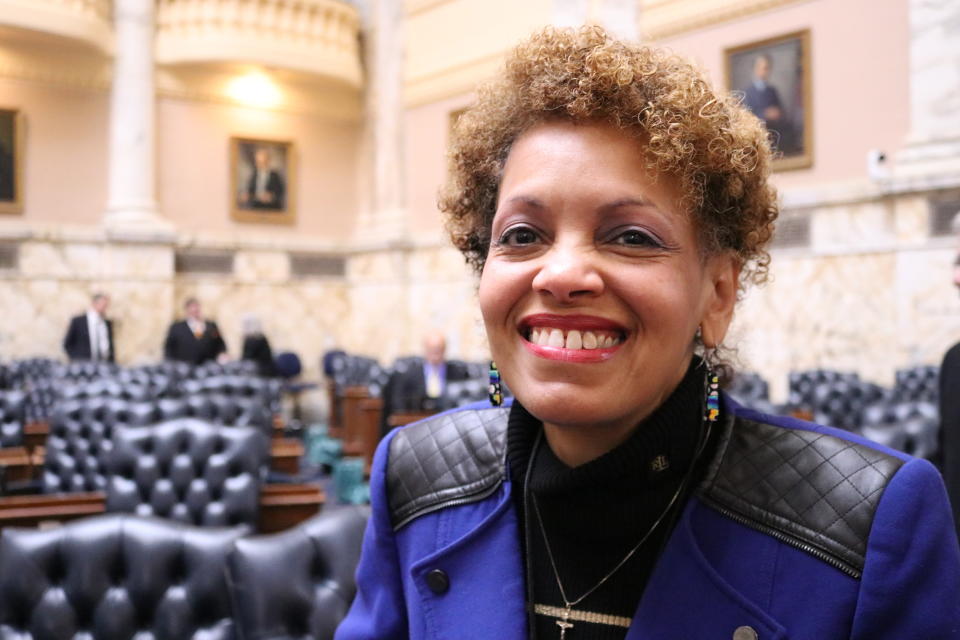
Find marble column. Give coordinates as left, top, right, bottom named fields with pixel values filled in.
left=354, top=0, right=407, bottom=243
left=896, top=0, right=960, bottom=179
left=103, top=0, right=172, bottom=238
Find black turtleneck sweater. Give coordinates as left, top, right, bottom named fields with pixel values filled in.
left=507, top=360, right=719, bottom=640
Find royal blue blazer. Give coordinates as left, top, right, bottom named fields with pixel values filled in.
left=336, top=397, right=960, bottom=639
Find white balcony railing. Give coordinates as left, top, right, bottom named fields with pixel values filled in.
left=0, top=0, right=113, bottom=53
left=156, top=0, right=363, bottom=87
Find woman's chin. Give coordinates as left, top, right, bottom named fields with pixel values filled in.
left=514, top=386, right=626, bottom=430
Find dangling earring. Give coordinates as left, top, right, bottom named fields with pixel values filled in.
left=488, top=361, right=503, bottom=407
left=705, top=369, right=720, bottom=423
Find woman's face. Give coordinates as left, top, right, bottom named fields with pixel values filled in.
left=479, top=121, right=738, bottom=433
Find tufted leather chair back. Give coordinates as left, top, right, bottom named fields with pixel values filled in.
left=44, top=398, right=159, bottom=493
left=0, top=514, right=244, bottom=640
left=105, top=420, right=268, bottom=527
left=227, top=506, right=370, bottom=639
left=894, top=365, right=939, bottom=403
left=861, top=400, right=938, bottom=459
left=0, top=390, right=26, bottom=448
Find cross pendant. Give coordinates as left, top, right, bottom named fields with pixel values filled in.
left=556, top=606, right=574, bottom=639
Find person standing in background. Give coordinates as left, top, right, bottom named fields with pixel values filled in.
left=939, top=250, right=960, bottom=541
left=63, top=292, right=114, bottom=362
left=163, top=297, right=227, bottom=365
left=240, top=313, right=276, bottom=377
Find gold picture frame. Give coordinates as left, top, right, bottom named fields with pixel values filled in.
left=725, top=30, right=812, bottom=172
left=230, top=136, right=295, bottom=224
left=0, top=108, right=24, bottom=214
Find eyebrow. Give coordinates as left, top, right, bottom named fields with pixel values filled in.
left=501, top=196, right=658, bottom=212
left=598, top=197, right=659, bottom=214
left=501, top=195, right=546, bottom=209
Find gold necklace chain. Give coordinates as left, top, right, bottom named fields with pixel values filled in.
left=530, top=467, right=688, bottom=611
left=527, top=395, right=714, bottom=638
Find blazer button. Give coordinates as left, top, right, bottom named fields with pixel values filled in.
left=733, top=626, right=758, bottom=640
left=426, top=569, right=450, bottom=594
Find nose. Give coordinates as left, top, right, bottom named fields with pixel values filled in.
left=531, top=244, right=604, bottom=303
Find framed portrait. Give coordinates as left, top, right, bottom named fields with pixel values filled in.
left=0, top=108, right=24, bottom=214
left=726, top=30, right=812, bottom=171
left=230, top=137, right=295, bottom=224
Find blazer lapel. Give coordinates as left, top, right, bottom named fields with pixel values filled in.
left=627, top=501, right=787, bottom=640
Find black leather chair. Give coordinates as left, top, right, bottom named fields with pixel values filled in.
left=0, top=390, right=26, bottom=448
left=105, top=419, right=268, bottom=528
left=227, top=505, right=370, bottom=640
left=894, top=365, right=939, bottom=403
left=0, top=514, right=245, bottom=640
left=43, top=398, right=159, bottom=493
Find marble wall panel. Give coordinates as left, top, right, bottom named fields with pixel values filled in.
left=895, top=194, right=931, bottom=243
left=234, top=250, right=290, bottom=283
left=732, top=252, right=899, bottom=402
left=810, top=201, right=895, bottom=250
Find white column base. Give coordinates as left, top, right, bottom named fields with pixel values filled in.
left=103, top=205, right=175, bottom=242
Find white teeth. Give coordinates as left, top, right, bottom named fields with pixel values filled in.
left=565, top=330, right=582, bottom=350
left=548, top=329, right=565, bottom=348
left=582, top=331, right=598, bottom=350
left=530, top=328, right=540, bottom=344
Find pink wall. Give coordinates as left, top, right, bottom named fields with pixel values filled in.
left=404, top=92, right=473, bottom=234
left=157, top=98, right=361, bottom=239
left=0, top=78, right=108, bottom=225
left=655, top=0, right=911, bottom=191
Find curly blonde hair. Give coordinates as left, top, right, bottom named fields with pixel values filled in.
left=440, top=26, right=779, bottom=288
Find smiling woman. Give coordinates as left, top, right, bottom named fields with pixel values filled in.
left=335, top=27, right=960, bottom=640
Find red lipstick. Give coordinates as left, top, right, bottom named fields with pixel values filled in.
left=519, top=314, right=625, bottom=363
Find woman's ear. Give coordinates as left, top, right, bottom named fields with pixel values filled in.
left=699, top=253, right=741, bottom=349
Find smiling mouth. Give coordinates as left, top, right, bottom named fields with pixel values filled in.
left=524, top=327, right=624, bottom=350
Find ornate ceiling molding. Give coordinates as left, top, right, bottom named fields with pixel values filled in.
left=0, top=0, right=113, bottom=54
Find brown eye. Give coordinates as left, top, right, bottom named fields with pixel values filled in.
left=613, top=228, right=661, bottom=248
left=499, top=226, right=540, bottom=246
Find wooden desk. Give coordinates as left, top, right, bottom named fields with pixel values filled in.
left=0, top=447, right=44, bottom=485
left=0, top=484, right=325, bottom=532
left=388, top=411, right=438, bottom=427
left=23, top=422, right=49, bottom=450
left=269, top=439, right=304, bottom=475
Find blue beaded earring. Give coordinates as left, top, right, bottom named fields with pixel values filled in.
left=488, top=362, right=503, bottom=407
left=697, top=325, right=720, bottom=423
left=705, top=370, right=720, bottom=423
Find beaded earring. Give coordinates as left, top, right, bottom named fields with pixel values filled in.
left=488, top=361, right=503, bottom=407
left=705, top=369, right=720, bottom=423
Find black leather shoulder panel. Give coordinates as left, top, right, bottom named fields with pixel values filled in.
left=387, top=407, right=509, bottom=530
left=699, top=416, right=905, bottom=578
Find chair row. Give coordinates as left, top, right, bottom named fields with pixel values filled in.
left=0, top=505, right=368, bottom=640
left=727, top=366, right=941, bottom=459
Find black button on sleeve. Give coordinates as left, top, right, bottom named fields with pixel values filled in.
left=426, top=569, right=449, bottom=594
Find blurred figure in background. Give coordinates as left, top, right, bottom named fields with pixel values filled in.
left=63, top=292, right=114, bottom=362
left=940, top=249, right=960, bottom=539
left=164, top=297, right=227, bottom=365
left=241, top=313, right=276, bottom=377
left=380, top=332, right=469, bottom=436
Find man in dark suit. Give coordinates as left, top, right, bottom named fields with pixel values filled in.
left=240, top=147, right=285, bottom=210
left=63, top=293, right=115, bottom=362
left=164, top=297, right=227, bottom=365
left=380, top=333, right=469, bottom=436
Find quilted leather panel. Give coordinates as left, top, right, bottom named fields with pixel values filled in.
left=702, top=417, right=904, bottom=575
left=388, top=408, right=509, bottom=529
